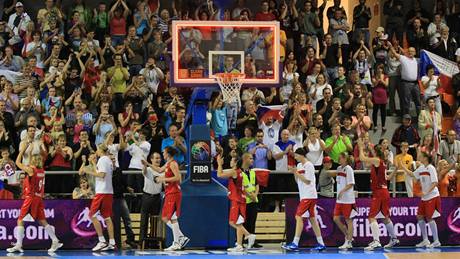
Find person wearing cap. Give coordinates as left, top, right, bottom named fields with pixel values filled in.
left=144, top=112, right=165, bottom=155
left=7, top=2, right=31, bottom=40
left=391, top=114, right=420, bottom=159
left=372, top=27, right=390, bottom=66
left=318, top=156, right=334, bottom=198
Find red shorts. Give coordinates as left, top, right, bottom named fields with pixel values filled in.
left=295, top=199, right=317, bottom=218
left=19, top=196, right=45, bottom=221
left=229, top=200, right=246, bottom=224
left=418, top=196, right=441, bottom=220
left=162, top=192, right=182, bottom=220
left=334, top=203, right=356, bottom=218
left=89, top=194, right=113, bottom=218
left=369, top=189, right=390, bottom=219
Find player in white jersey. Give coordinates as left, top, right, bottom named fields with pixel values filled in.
left=282, top=148, right=325, bottom=252
left=332, top=153, right=356, bottom=249
left=398, top=151, right=441, bottom=248
left=82, top=144, right=116, bottom=251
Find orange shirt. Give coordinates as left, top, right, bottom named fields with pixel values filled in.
left=438, top=173, right=450, bottom=197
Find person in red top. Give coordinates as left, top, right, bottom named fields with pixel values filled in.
left=217, top=153, right=256, bottom=252
left=7, top=147, right=62, bottom=253
left=358, top=139, right=399, bottom=250
left=150, top=146, right=190, bottom=251
left=255, top=1, right=276, bottom=21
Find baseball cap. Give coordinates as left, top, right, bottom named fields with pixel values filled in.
left=403, top=114, right=412, bottom=120
left=375, top=27, right=384, bottom=33
left=323, top=156, right=332, bottom=163
left=15, top=2, right=24, bottom=7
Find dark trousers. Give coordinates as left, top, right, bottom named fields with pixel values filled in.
left=244, top=202, right=258, bottom=234
left=388, top=75, right=400, bottom=113
left=372, top=104, right=387, bottom=127
left=139, top=193, right=162, bottom=242
left=395, top=182, right=406, bottom=197
left=113, top=198, right=135, bottom=248
left=400, top=81, right=421, bottom=117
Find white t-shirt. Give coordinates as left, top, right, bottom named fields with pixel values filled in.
left=143, top=167, right=163, bottom=195
left=95, top=155, right=114, bottom=194
left=127, top=141, right=151, bottom=170
left=273, top=144, right=289, bottom=171
left=0, top=162, right=19, bottom=185
left=421, top=75, right=440, bottom=97
left=25, top=42, right=47, bottom=69
left=306, top=139, right=324, bottom=166
left=296, top=161, right=317, bottom=199
left=108, top=144, right=122, bottom=168
left=413, top=164, right=440, bottom=201
left=261, top=121, right=281, bottom=150
left=309, top=83, right=332, bottom=112
left=336, top=165, right=355, bottom=204
left=399, top=55, right=418, bottom=81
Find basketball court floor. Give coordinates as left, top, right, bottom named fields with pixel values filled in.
left=1, top=247, right=459, bottom=259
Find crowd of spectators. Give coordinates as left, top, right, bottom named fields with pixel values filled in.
left=0, top=0, right=460, bottom=215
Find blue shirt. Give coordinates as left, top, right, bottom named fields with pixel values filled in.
left=211, top=107, right=228, bottom=137
left=161, top=137, right=185, bottom=164
left=247, top=142, right=269, bottom=169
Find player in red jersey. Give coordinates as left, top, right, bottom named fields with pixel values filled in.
left=150, top=146, right=190, bottom=251
left=398, top=152, right=441, bottom=248
left=217, top=153, right=256, bottom=252
left=358, top=139, right=400, bottom=250
left=83, top=144, right=116, bottom=251
left=7, top=147, right=62, bottom=253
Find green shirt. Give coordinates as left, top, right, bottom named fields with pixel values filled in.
left=107, top=66, right=129, bottom=93
left=325, top=135, right=351, bottom=163
left=93, top=12, right=108, bottom=29
left=238, top=137, right=255, bottom=154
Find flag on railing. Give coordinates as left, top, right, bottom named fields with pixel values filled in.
left=419, top=50, right=459, bottom=94
left=252, top=168, right=270, bottom=187
left=256, top=105, right=285, bottom=123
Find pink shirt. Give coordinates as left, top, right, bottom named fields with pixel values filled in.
left=351, top=115, right=371, bottom=137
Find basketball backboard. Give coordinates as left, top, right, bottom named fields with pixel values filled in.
left=171, top=20, right=281, bottom=87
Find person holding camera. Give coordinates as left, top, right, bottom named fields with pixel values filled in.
left=108, top=53, right=130, bottom=114
left=7, top=2, right=30, bottom=46
left=140, top=58, right=164, bottom=100
left=93, top=105, right=116, bottom=146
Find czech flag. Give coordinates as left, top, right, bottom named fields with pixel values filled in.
left=419, top=50, right=460, bottom=95
left=257, top=105, right=285, bottom=124
left=253, top=168, right=271, bottom=187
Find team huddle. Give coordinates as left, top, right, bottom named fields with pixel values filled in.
left=6, top=138, right=441, bottom=253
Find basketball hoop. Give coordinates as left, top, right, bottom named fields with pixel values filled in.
left=214, top=73, right=245, bottom=104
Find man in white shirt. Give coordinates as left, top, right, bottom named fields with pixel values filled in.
left=333, top=153, right=356, bottom=249
left=259, top=116, right=282, bottom=150
left=83, top=144, right=116, bottom=251
left=140, top=58, right=165, bottom=95
left=139, top=152, right=163, bottom=245
left=127, top=130, right=151, bottom=192
left=282, top=148, right=325, bottom=251
left=7, top=2, right=30, bottom=43
left=399, top=152, right=441, bottom=248
left=440, top=130, right=460, bottom=164
left=389, top=44, right=421, bottom=117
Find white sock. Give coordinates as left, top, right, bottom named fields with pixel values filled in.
left=385, top=221, right=396, bottom=239
left=171, top=222, right=181, bottom=243
left=316, top=236, right=324, bottom=246
left=172, top=222, right=184, bottom=237
left=16, top=226, right=25, bottom=246
left=293, top=236, right=300, bottom=246
left=370, top=221, right=380, bottom=242
left=44, top=225, right=59, bottom=242
left=98, top=235, right=106, bottom=243
left=109, top=239, right=115, bottom=246
left=428, top=220, right=439, bottom=242
left=418, top=220, right=428, bottom=241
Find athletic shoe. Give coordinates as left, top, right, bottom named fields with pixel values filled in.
left=281, top=242, right=299, bottom=251
left=92, top=242, right=108, bottom=252
left=164, top=242, right=181, bottom=251
left=247, top=234, right=256, bottom=249
left=101, top=244, right=115, bottom=251
left=252, top=243, right=263, bottom=248
left=416, top=239, right=431, bottom=248
left=178, top=236, right=190, bottom=249
left=364, top=240, right=382, bottom=251
left=48, top=241, right=63, bottom=252
left=339, top=240, right=353, bottom=250
left=384, top=238, right=400, bottom=248
left=427, top=240, right=441, bottom=248
left=227, top=245, right=244, bottom=252
left=6, top=244, right=23, bottom=253
left=311, top=244, right=326, bottom=252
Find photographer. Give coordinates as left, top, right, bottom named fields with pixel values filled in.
left=93, top=104, right=116, bottom=146
left=7, top=2, right=30, bottom=47
left=140, top=58, right=164, bottom=100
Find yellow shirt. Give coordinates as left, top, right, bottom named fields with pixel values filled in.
left=107, top=67, right=129, bottom=94
left=394, top=153, right=413, bottom=182
left=265, top=30, right=287, bottom=61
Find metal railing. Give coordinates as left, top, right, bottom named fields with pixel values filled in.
left=15, top=169, right=407, bottom=198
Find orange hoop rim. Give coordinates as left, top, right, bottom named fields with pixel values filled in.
left=213, top=73, right=246, bottom=79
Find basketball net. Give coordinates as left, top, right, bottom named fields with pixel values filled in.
left=214, top=73, right=245, bottom=104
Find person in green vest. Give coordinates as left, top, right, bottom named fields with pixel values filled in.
left=242, top=164, right=262, bottom=248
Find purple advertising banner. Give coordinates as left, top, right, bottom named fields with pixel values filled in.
left=0, top=200, right=103, bottom=249
left=285, top=198, right=460, bottom=247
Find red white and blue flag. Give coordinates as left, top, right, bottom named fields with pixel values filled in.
left=256, top=105, right=285, bottom=123
left=419, top=50, right=459, bottom=95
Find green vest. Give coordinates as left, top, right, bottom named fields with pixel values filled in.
left=242, top=169, right=258, bottom=204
